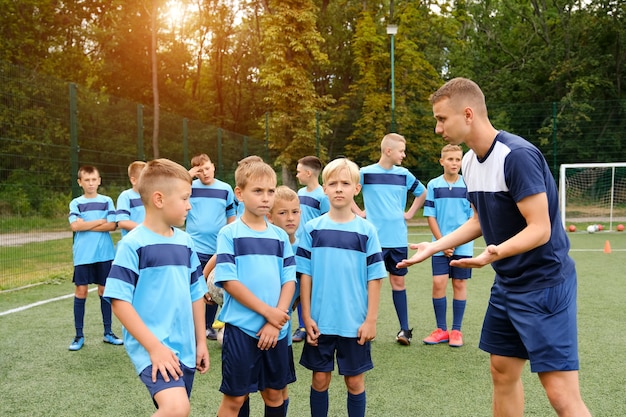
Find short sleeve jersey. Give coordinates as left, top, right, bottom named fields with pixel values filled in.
left=103, top=225, right=208, bottom=374
left=296, top=214, right=386, bottom=337
left=116, top=189, right=145, bottom=237
left=359, top=164, right=425, bottom=248
left=462, top=131, right=574, bottom=292
left=186, top=178, right=236, bottom=255
left=68, top=194, right=116, bottom=265
left=423, top=175, right=474, bottom=257
left=297, top=185, right=330, bottom=237
left=214, top=220, right=296, bottom=340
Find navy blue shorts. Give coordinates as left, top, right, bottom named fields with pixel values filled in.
left=382, top=247, right=408, bottom=276
left=139, top=362, right=195, bottom=408
left=73, top=261, right=112, bottom=286
left=431, top=255, right=472, bottom=279
left=479, top=273, right=580, bottom=373
left=220, top=324, right=296, bottom=396
left=299, top=334, right=373, bottom=376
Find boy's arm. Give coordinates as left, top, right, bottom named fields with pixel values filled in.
left=351, top=201, right=366, bottom=218
left=192, top=298, right=209, bottom=373
left=70, top=218, right=107, bottom=232
left=117, top=220, right=140, bottom=232
left=111, top=299, right=183, bottom=383
left=357, top=278, right=383, bottom=345
left=299, top=273, right=320, bottom=345
left=221, top=281, right=290, bottom=330
left=404, top=192, right=426, bottom=220
left=91, top=221, right=117, bottom=232
left=427, top=216, right=454, bottom=257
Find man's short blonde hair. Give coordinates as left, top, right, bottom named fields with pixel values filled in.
left=381, top=133, right=406, bottom=153
left=137, top=159, right=192, bottom=205
left=234, top=159, right=276, bottom=189
left=322, top=158, right=360, bottom=185
left=429, top=77, right=487, bottom=115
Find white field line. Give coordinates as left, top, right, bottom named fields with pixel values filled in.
left=0, top=287, right=97, bottom=317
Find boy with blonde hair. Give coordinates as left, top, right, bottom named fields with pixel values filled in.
left=298, top=158, right=386, bottom=417
left=104, top=159, right=209, bottom=416
left=68, top=165, right=121, bottom=351
left=214, top=160, right=296, bottom=417
left=116, top=161, right=147, bottom=237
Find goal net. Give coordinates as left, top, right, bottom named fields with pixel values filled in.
left=559, top=163, right=626, bottom=230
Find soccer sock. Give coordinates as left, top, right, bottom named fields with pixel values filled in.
left=237, top=397, right=250, bottom=417
left=310, top=387, right=329, bottom=417
left=264, top=402, right=285, bottom=417
left=284, top=397, right=289, bottom=416
left=297, top=303, right=305, bottom=328
left=73, top=297, right=86, bottom=338
left=205, top=303, right=218, bottom=329
left=452, top=299, right=467, bottom=331
left=433, top=296, right=447, bottom=330
left=392, top=289, right=409, bottom=330
left=347, top=391, right=366, bottom=417
left=100, top=295, right=112, bottom=335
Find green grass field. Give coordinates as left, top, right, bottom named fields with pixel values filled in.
left=1, top=230, right=625, bottom=416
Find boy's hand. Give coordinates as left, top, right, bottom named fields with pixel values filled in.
left=256, top=323, right=280, bottom=350
left=263, top=306, right=290, bottom=330
left=196, top=341, right=210, bottom=374
left=357, top=319, right=377, bottom=345
left=304, top=319, right=320, bottom=346
left=149, top=343, right=183, bottom=383
left=396, top=241, right=434, bottom=268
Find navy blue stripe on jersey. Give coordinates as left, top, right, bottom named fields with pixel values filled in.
left=191, top=264, right=202, bottom=284
left=191, top=188, right=229, bottom=200
left=310, top=229, right=368, bottom=253
left=362, top=173, right=406, bottom=186
left=299, top=195, right=321, bottom=210
left=226, top=203, right=235, bottom=211
left=217, top=253, right=235, bottom=265
left=296, top=247, right=311, bottom=260
left=367, top=252, right=384, bottom=266
left=136, top=244, right=193, bottom=270
left=77, top=201, right=110, bottom=212
left=408, top=181, right=418, bottom=193
left=433, top=187, right=468, bottom=199
left=233, top=237, right=285, bottom=257
left=424, top=200, right=434, bottom=209
left=117, top=209, right=131, bottom=216
left=284, top=255, right=296, bottom=268
left=108, top=264, right=139, bottom=286
left=129, top=198, right=143, bottom=208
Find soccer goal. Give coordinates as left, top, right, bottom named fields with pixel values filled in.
left=559, top=163, right=626, bottom=231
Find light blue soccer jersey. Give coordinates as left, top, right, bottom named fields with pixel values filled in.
left=103, top=225, right=208, bottom=374
left=296, top=214, right=386, bottom=337
left=423, top=175, right=474, bottom=257
left=186, top=178, right=236, bottom=255
left=215, top=219, right=296, bottom=340
left=463, top=131, right=574, bottom=292
left=359, top=164, right=425, bottom=248
left=297, top=185, right=330, bottom=236
left=68, top=194, right=116, bottom=265
left=116, top=189, right=145, bottom=237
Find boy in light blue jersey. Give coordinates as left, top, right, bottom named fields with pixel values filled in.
left=187, top=153, right=236, bottom=340
left=422, top=144, right=474, bottom=347
left=116, top=161, right=147, bottom=238
left=292, top=155, right=329, bottom=343
left=214, top=159, right=296, bottom=417
left=298, top=157, right=386, bottom=417
left=67, top=165, right=120, bottom=351
left=104, top=159, right=209, bottom=416
left=353, top=133, right=426, bottom=345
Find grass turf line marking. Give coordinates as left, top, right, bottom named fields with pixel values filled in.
left=0, top=287, right=97, bottom=317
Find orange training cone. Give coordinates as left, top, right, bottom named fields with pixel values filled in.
left=604, top=240, right=612, bottom=254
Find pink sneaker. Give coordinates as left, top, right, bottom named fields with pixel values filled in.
left=449, top=330, right=463, bottom=347
left=423, top=328, right=449, bottom=344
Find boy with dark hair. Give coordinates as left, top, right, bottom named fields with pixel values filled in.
left=104, top=158, right=209, bottom=416
left=214, top=159, right=296, bottom=417
left=68, top=165, right=121, bottom=351
left=298, top=157, right=386, bottom=417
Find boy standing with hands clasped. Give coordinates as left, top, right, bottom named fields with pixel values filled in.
left=214, top=160, right=296, bottom=417
left=104, top=159, right=209, bottom=416
left=297, top=158, right=386, bottom=417
left=68, top=165, right=121, bottom=351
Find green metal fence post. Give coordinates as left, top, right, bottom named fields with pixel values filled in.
left=69, top=83, right=80, bottom=198
left=137, top=104, right=145, bottom=161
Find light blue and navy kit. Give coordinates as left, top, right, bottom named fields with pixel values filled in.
left=296, top=215, right=386, bottom=337
left=116, top=189, right=145, bottom=238
left=103, top=225, right=208, bottom=375
left=214, top=220, right=296, bottom=340
left=186, top=178, right=236, bottom=256
left=423, top=174, right=473, bottom=257
left=68, top=194, right=116, bottom=266
left=359, top=164, right=425, bottom=248
left=297, top=185, right=330, bottom=236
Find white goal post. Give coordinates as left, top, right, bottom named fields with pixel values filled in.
left=559, top=162, right=626, bottom=231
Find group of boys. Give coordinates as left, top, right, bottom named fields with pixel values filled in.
left=68, top=76, right=591, bottom=417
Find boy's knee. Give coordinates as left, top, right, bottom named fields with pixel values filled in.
left=312, top=371, right=331, bottom=391
left=74, top=285, right=88, bottom=298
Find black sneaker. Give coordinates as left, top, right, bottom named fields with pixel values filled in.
left=396, top=328, right=413, bottom=346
